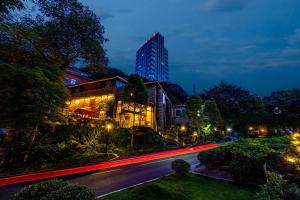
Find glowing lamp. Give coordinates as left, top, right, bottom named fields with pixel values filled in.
left=286, top=156, right=296, bottom=163
left=180, top=125, right=186, bottom=132
left=106, top=124, right=113, bottom=132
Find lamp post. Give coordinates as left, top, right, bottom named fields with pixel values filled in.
left=105, top=123, right=113, bottom=157
left=180, top=125, right=187, bottom=146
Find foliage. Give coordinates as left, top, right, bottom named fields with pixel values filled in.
left=185, top=96, right=224, bottom=143
left=101, top=174, right=257, bottom=200
left=161, top=82, right=188, bottom=105
left=198, top=137, right=291, bottom=185
left=123, top=74, right=148, bottom=148
left=203, top=100, right=223, bottom=127
left=171, top=159, right=190, bottom=176
left=0, top=0, right=25, bottom=19
left=89, top=67, right=128, bottom=79
left=256, top=172, right=300, bottom=200
left=123, top=74, right=148, bottom=106
left=198, top=147, right=231, bottom=169
left=14, top=179, right=95, bottom=200
left=204, top=82, right=267, bottom=133
left=134, top=127, right=165, bottom=148
left=31, top=124, right=106, bottom=165
left=0, top=64, right=68, bottom=165
left=0, top=0, right=108, bottom=69
left=264, top=89, right=300, bottom=130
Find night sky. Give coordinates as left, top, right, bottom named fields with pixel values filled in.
left=81, top=0, right=300, bottom=95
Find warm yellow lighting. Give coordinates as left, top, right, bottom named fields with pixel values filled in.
left=286, top=156, right=296, bottom=163
left=193, top=131, right=198, bottom=137
left=296, top=146, right=300, bottom=153
left=249, top=126, right=254, bottom=131
left=180, top=125, right=186, bottom=132
left=292, top=140, right=300, bottom=145
left=292, top=133, right=300, bottom=140
left=260, top=129, right=265, bottom=133
left=213, top=127, right=218, bottom=131
left=106, top=124, right=113, bottom=132
left=75, top=100, right=80, bottom=104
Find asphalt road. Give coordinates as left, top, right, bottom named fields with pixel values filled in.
left=0, top=152, right=199, bottom=200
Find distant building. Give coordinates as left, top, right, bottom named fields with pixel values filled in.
left=135, top=32, right=168, bottom=82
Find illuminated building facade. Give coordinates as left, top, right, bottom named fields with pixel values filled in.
left=135, top=32, right=169, bottom=82
left=65, top=76, right=173, bottom=131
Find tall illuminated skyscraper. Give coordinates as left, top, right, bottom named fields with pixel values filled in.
left=135, top=32, right=168, bottom=82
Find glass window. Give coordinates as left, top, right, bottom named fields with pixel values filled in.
left=70, top=79, right=77, bottom=85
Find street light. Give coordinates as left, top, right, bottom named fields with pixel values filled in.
left=226, top=127, right=232, bottom=133
left=105, top=123, right=113, bottom=157
left=248, top=126, right=254, bottom=131
left=180, top=125, right=186, bottom=132
left=106, top=124, right=113, bottom=132
left=179, top=125, right=187, bottom=146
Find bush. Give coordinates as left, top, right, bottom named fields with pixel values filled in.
left=256, top=172, right=300, bottom=200
left=14, top=180, right=95, bottom=200
left=197, top=147, right=231, bottom=169
left=198, top=136, right=291, bottom=185
left=171, top=159, right=190, bottom=176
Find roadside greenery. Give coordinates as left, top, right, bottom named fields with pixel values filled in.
left=0, top=122, right=166, bottom=173
left=256, top=172, right=300, bottom=200
left=14, top=180, right=95, bottom=200
left=184, top=95, right=224, bottom=144
left=171, top=159, right=190, bottom=176
left=198, top=136, right=292, bottom=185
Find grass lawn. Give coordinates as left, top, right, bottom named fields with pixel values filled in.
left=100, top=174, right=257, bottom=200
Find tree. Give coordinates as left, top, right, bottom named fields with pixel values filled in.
left=0, top=64, right=68, bottom=165
left=123, top=74, right=148, bottom=148
left=0, top=0, right=25, bottom=20
left=185, top=95, right=204, bottom=142
left=205, top=82, right=266, bottom=134
left=264, top=89, right=300, bottom=130
left=0, top=0, right=108, bottom=69
left=202, top=100, right=223, bottom=127
left=161, top=82, right=188, bottom=105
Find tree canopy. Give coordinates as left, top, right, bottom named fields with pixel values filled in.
left=204, top=82, right=266, bottom=132
left=0, top=0, right=108, bottom=69
left=124, top=74, right=148, bottom=106
left=264, top=89, right=300, bottom=128
left=0, top=0, right=25, bottom=20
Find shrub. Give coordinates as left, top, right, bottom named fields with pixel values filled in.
left=197, top=147, right=231, bottom=169
left=171, top=159, right=190, bottom=176
left=198, top=136, right=291, bottom=185
left=256, top=172, right=300, bottom=200
left=14, top=180, right=95, bottom=200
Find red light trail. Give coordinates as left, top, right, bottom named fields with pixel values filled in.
left=0, top=143, right=217, bottom=187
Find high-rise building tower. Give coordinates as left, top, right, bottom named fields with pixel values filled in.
left=135, top=32, right=168, bottom=82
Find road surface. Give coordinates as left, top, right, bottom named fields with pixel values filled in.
left=0, top=151, right=202, bottom=199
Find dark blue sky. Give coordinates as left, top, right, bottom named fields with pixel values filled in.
left=81, top=0, right=300, bottom=95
